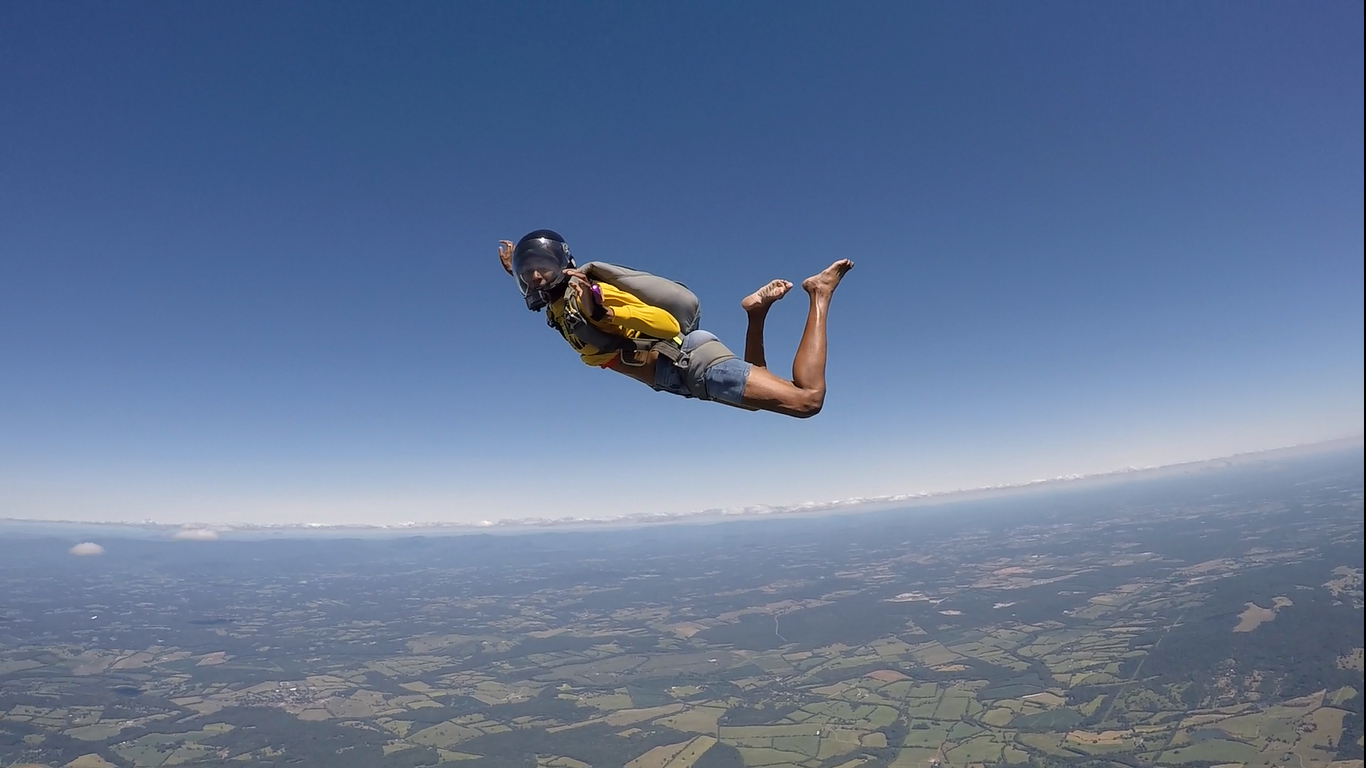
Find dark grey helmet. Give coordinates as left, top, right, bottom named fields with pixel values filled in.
left=511, top=229, right=575, bottom=311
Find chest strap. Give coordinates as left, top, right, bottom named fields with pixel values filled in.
left=555, top=303, right=685, bottom=367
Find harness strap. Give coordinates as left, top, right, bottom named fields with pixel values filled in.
left=556, top=305, right=756, bottom=410
left=559, top=304, right=685, bottom=368
left=558, top=307, right=629, bottom=355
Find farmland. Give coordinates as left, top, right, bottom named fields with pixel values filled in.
left=1, top=448, right=1362, bottom=767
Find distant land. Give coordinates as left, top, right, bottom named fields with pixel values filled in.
left=2, top=433, right=1361, bottom=768
left=1, top=436, right=1361, bottom=539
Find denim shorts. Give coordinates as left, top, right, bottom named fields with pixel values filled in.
left=653, top=330, right=752, bottom=406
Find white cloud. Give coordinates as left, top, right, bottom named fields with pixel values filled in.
left=172, top=528, right=220, bottom=541
left=69, top=542, right=105, bottom=556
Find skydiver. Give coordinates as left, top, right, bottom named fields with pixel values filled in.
left=498, top=230, right=853, bottom=418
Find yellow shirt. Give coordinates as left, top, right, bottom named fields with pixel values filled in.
left=546, top=282, right=681, bottom=367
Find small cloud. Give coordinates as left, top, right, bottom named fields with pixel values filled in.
left=69, top=542, right=105, bottom=556
left=172, top=528, right=220, bottom=541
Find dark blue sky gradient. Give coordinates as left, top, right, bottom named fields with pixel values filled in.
left=2, top=2, right=1361, bottom=523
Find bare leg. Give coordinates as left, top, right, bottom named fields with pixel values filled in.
left=792, top=263, right=849, bottom=390
left=738, top=260, right=854, bottom=418
left=740, top=279, right=792, bottom=368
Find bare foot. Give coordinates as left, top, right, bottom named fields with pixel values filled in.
left=742, top=279, right=793, bottom=313
left=801, top=259, right=854, bottom=298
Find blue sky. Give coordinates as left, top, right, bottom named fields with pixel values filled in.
left=2, top=2, right=1361, bottom=525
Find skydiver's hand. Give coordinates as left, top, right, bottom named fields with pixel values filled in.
left=566, top=271, right=593, bottom=308
left=498, top=240, right=514, bottom=275
left=566, top=270, right=609, bottom=321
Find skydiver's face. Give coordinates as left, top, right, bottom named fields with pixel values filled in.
left=519, top=256, right=561, bottom=290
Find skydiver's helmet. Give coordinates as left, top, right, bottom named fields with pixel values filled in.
left=511, top=229, right=575, bottom=311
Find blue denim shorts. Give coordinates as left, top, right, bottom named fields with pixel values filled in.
left=653, top=330, right=752, bottom=406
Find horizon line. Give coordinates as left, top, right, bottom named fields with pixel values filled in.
left=2, top=435, right=1360, bottom=534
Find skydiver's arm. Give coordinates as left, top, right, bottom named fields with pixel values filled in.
left=565, top=271, right=678, bottom=339
left=498, top=240, right=514, bottom=275
left=596, top=284, right=681, bottom=340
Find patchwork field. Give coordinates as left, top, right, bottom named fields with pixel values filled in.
left=1, top=451, right=1362, bottom=767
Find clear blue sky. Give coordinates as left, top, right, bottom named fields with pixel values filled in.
left=2, top=2, right=1362, bottom=525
